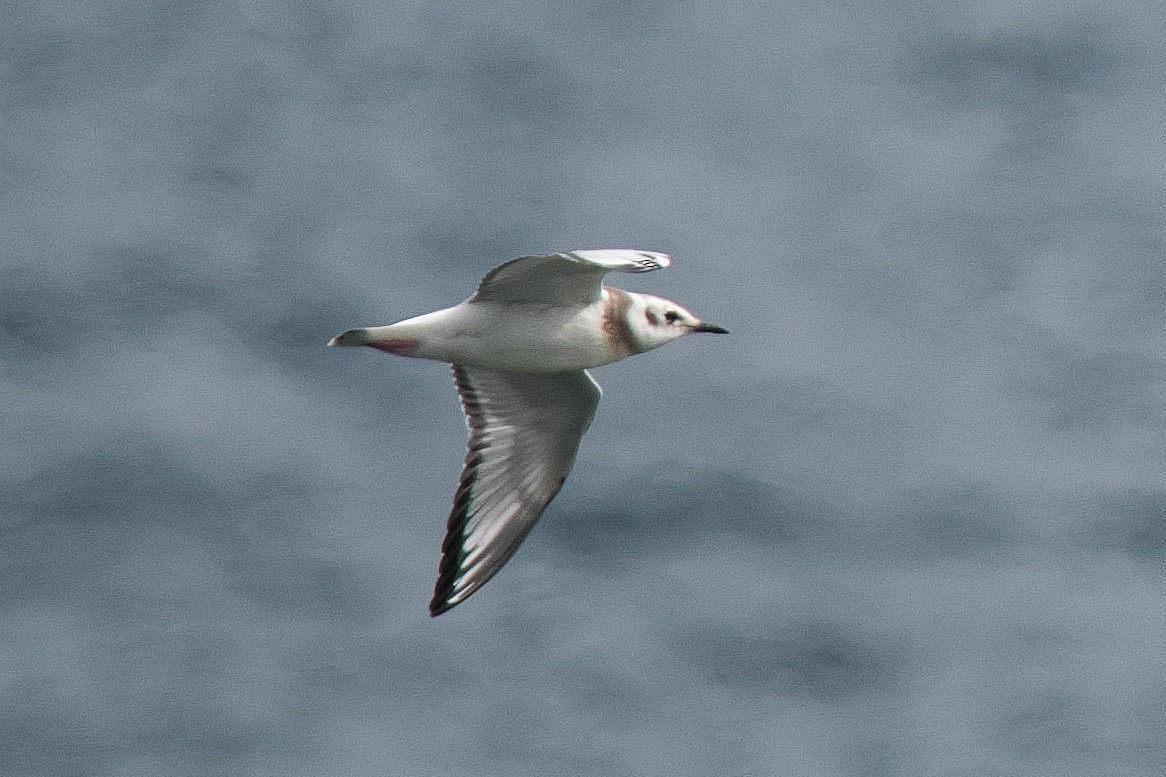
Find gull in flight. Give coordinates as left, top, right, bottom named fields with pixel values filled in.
left=329, top=250, right=727, bottom=615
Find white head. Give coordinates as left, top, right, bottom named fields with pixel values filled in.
left=621, top=291, right=729, bottom=352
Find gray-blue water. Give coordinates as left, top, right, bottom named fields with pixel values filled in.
left=4, top=2, right=1165, bottom=775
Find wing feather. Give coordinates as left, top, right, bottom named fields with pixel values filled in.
left=430, top=366, right=602, bottom=615
left=470, top=249, right=671, bottom=305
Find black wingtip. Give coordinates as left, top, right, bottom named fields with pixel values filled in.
left=430, top=555, right=465, bottom=616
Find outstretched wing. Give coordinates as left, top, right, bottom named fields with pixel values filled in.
left=470, top=249, right=671, bottom=305
left=430, top=366, right=602, bottom=615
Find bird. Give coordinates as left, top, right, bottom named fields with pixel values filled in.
left=328, top=249, right=727, bottom=615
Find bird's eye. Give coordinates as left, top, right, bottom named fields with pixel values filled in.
left=664, top=310, right=681, bottom=323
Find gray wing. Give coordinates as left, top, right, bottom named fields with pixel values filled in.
left=430, top=366, right=602, bottom=615
left=470, top=249, right=671, bottom=305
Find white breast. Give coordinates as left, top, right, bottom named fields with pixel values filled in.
left=421, top=301, right=629, bottom=372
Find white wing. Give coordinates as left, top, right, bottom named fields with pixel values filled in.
left=430, top=366, right=602, bottom=615
left=470, top=249, right=671, bottom=305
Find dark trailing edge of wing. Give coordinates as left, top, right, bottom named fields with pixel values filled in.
left=430, top=365, right=481, bottom=616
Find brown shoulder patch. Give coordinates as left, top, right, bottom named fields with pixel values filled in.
left=602, top=287, right=639, bottom=358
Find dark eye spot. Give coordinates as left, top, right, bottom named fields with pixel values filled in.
left=664, top=310, right=681, bottom=323
left=645, top=310, right=660, bottom=325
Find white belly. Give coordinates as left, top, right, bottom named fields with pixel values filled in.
left=396, top=301, right=629, bottom=372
